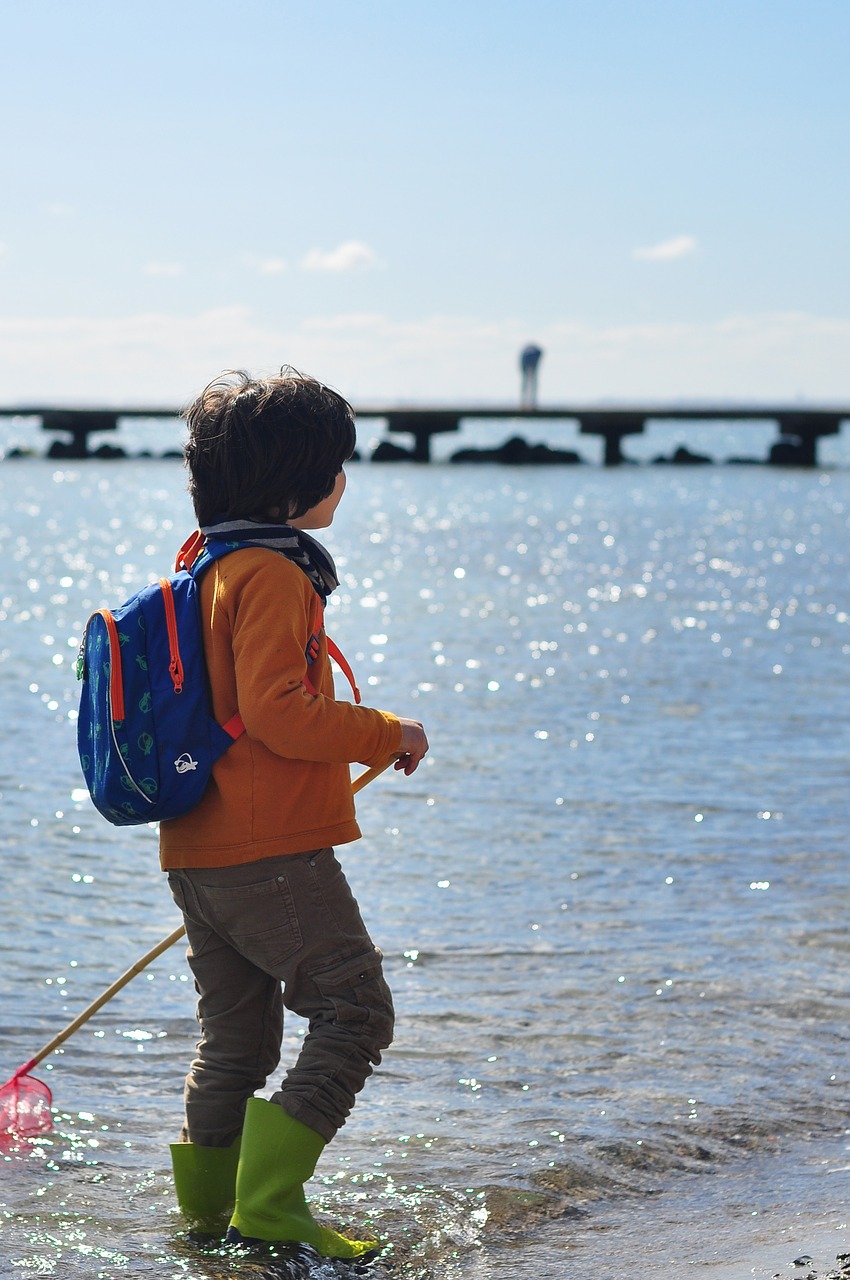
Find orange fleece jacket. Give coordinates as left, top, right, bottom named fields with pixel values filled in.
left=159, top=547, right=402, bottom=869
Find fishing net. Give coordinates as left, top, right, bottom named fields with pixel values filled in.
left=0, top=1069, right=53, bottom=1138
left=0, top=767, right=391, bottom=1145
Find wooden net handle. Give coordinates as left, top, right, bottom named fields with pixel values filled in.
left=20, top=756, right=397, bottom=1074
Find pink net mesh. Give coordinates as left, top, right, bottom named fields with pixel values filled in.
left=0, top=1072, right=53, bottom=1137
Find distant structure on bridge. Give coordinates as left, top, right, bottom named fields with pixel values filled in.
left=519, top=344, right=544, bottom=410
left=1, top=402, right=849, bottom=466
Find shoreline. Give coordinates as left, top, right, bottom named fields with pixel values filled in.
left=562, top=1134, right=850, bottom=1280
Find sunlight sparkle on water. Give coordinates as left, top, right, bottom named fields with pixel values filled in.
left=3, top=463, right=850, bottom=1276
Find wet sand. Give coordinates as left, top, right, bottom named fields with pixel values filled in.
left=665, top=1228, right=848, bottom=1280
left=565, top=1135, right=850, bottom=1280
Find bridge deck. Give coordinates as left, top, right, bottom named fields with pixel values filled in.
left=1, top=403, right=848, bottom=465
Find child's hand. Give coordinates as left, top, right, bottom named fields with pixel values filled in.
left=395, top=718, right=429, bottom=775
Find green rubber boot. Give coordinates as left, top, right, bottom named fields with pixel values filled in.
left=170, top=1137, right=241, bottom=1233
left=225, top=1098, right=378, bottom=1258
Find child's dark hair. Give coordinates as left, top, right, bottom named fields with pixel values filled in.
left=184, top=368, right=356, bottom=525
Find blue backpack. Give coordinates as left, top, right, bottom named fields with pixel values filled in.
left=76, top=532, right=360, bottom=827
left=76, top=533, right=246, bottom=826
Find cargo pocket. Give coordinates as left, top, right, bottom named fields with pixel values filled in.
left=313, top=948, right=394, bottom=1048
left=199, top=874, right=303, bottom=971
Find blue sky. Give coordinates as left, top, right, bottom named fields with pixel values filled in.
left=1, top=0, right=848, bottom=408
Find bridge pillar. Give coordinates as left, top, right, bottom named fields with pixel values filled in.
left=771, top=414, right=842, bottom=467
left=41, top=410, right=120, bottom=458
left=578, top=414, right=646, bottom=466
left=382, top=411, right=461, bottom=462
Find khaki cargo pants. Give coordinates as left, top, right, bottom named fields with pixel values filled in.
left=167, top=846, right=394, bottom=1146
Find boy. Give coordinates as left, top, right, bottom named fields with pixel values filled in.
left=162, top=369, right=428, bottom=1257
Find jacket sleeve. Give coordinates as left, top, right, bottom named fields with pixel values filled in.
left=218, top=550, right=402, bottom=767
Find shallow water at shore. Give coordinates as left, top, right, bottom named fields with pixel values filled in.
left=1, top=457, right=849, bottom=1276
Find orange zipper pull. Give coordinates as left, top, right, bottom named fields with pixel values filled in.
left=159, top=579, right=184, bottom=693
left=99, top=610, right=125, bottom=721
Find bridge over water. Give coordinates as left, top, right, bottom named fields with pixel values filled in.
left=2, top=403, right=848, bottom=465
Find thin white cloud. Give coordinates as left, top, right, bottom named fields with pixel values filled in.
left=302, top=241, right=377, bottom=272
left=303, top=312, right=385, bottom=332
left=44, top=202, right=76, bottom=218
left=0, top=307, right=848, bottom=404
left=0, top=307, right=271, bottom=403
left=259, top=258, right=287, bottom=274
left=143, top=262, right=185, bottom=278
left=633, top=234, right=697, bottom=262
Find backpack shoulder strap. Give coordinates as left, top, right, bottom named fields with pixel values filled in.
left=303, top=593, right=361, bottom=704
left=175, top=530, right=205, bottom=573
left=176, top=532, right=237, bottom=578
left=176, top=533, right=360, bottom=709
left=326, top=636, right=361, bottom=705
left=172, top=533, right=245, bottom=742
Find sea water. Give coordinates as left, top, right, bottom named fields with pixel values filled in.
left=0, top=450, right=849, bottom=1279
